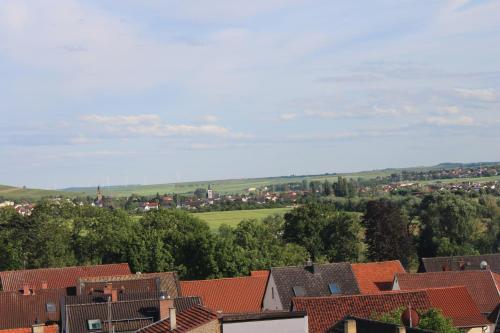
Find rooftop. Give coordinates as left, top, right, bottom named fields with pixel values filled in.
left=180, top=271, right=269, bottom=313
left=0, top=263, right=131, bottom=291
left=136, top=306, right=219, bottom=333
left=419, top=253, right=500, bottom=273
left=351, top=260, right=406, bottom=294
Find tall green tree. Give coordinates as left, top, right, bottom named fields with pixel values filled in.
left=364, top=199, right=414, bottom=267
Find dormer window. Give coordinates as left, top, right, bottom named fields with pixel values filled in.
left=329, top=283, right=341, bottom=294
left=293, top=286, right=306, bottom=297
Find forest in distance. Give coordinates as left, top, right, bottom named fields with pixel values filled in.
left=0, top=189, right=498, bottom=280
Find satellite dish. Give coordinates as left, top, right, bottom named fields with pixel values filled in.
left=480, top=261, right=488, bottom=270
left=401, top=305, right=420, bottom=328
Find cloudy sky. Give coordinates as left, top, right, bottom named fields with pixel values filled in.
left=0, top=0, right=499, bottom=188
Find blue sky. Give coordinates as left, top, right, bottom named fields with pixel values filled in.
left=0, top=0, right=499, bottom=189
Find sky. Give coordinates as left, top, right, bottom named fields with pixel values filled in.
left=0, top=0, right=499, bottom=189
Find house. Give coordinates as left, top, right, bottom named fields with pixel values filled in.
left=351, top=260, right=406, bottom=294
left=329, top=316, right=433, bottom=333
left=292, top=287, right=490, bottom=333
left=77, top=272, right=181, bottom=298
left=65, top=280, right=202, bottom=333
left=262, top=262, right=360, bottom=311
left=0, top=263, right=131, bottom=292
left=418, top=253, right=500, bottom=273
left=221, top=311, right=308, bottom=333
left=0, top=287, right=67, bottom=332
left=180, top=271, right=269, bottom=314
left=136, top=305, right=220, bottom=333
left=393, top=270, right=500, bottom=319
left=141, top=202, right=160, bottom=211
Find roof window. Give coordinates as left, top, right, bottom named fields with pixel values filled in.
left=293, top=286, right=306, bottom=296
left=46, top=302, right=56, bottom=313
left=329, top=283, right=341, bottom=294
left=87, top=319, right=102, bottom=330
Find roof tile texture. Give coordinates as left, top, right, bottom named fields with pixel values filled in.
left=351, top=261, right=405, bottom=294
left=420, top=253, right=500, bottom=273
left=0, top=263, right=131, bottom=291
left=396, top=270, right=500, bottom=314
left=271, top=263, right=360, bottom=310
left=137, top=306, right=219, bottom=333
left=293, top=287, right=488, bottom=333
left=180, top=272, right=269, bottom=313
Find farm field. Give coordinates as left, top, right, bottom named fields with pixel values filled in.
left=0, top=185, right=83, bottom=201
left=192, top=207, right=292, bottom=230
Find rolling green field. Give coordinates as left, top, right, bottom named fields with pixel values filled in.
left=0, top=185, right=83, bottom=201
left=192, top=207, right=292, bottom=230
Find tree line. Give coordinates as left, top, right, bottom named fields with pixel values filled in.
left=0, top=192, right=498, bottom=279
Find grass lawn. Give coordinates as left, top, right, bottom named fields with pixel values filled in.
left=192, top=207, right=291, bottom=230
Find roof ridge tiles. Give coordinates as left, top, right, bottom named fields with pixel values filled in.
left=0, top=263, right=129, bottom=274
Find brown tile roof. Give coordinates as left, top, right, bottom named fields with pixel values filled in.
left=351, top=261, right=406, bottom=294
left=271, top=263, right=360, bottom=310
left=329, top=316, right=433, bottom=333
left=136, top=306, right=219, bottom=333
left=78, top=272, right=180, bottom=298
left=0, top=288, right=66, bottom=329
left=292, top=287, right=488, bottom=333
left=180, top=271, right=269, bottom=313
left=65, top=299, right=160, bottom=333
left=395, top=270, right=500, bottom=315
left=0, top=263, right=131, bottom=291
left=419, top=253, right=500, bottom=273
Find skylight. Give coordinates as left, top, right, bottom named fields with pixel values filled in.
left=87, top=319, right=102, bottom=330
left=46, top=302, right=56, bottom=313
left=329, top=283, right=341, bottom=294
left=293, top=286, right=306, bottom=297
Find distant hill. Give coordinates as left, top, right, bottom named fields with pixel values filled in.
left=61, top=161, right=499, bottom=198
left=0, top=185, right=84, bottom=201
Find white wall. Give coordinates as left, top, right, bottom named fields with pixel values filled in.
left=223, top=317, right=308, bottom=333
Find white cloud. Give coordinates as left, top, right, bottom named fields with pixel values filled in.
left=425, top=115, right=475, bottom=126
left=200, top=115, right=218, bottom=123
left=436, top=106, right=461, bottom=114
left=80, top=113, right=245, bottom=138
left=304, top=110, right=352, bottom=118
left=80, top=114, right=161, bottom=126
left=280, top=113, right=298, bottom=121
left=454, top=88, right=496, bottom=101
left=373, top=105, right=418, bottom=116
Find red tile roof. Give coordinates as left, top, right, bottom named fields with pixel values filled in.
left=0, top=263, right=131, bottom=291
left=136, top=306, right=219, bottom=333
left=426, top=287, right=489, bottom=328
left=180, top=271, right=269, bottom=313
left=395, top=270, right=500, bottom=315
left=292, top=287, right=488, bottom=333
left=0, top=325, right=58, bottom=333
left=351, top=260, right=406, bottom=294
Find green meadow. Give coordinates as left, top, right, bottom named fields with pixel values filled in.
left=192, top=207, right=292, bottom=230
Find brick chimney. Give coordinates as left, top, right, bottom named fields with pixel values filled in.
left=41, top=281, right=48, bottom=289
left=159, top=297, right=174, bottom=320
left=111, top=289, right=118, bottom=302
left=23, top=284, right=31, bottom=296
left=103, top=283, right=112, bottom=295
left=169, top=308, right=177, bottom=330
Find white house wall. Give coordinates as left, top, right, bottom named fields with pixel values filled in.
left=262, top=273, right=283, bottom=311
left=222, top=317, right=308, bottom=333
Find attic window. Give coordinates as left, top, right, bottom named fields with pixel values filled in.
left=293, top=286, right=306, bottom=297
left=328, top=283, right=341, bottom=294
left=87, top=319, right=102, bottom=330
left=46, top=302, right=56, bottom=313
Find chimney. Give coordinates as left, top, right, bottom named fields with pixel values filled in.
left=159, top=296, right=174, bottom=320
left=41, top=281, right=48, bottom=289
left=111, top=289, right=118, bottom=302
left=169, top=308, right=177, bottom=330
left=23, top=284, right=31, bottom=296
left=32, top=323, right=45, bottom=333
left=103, top=283, right=112, bottom=295
left=344, top=319, right=356, bottom=333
